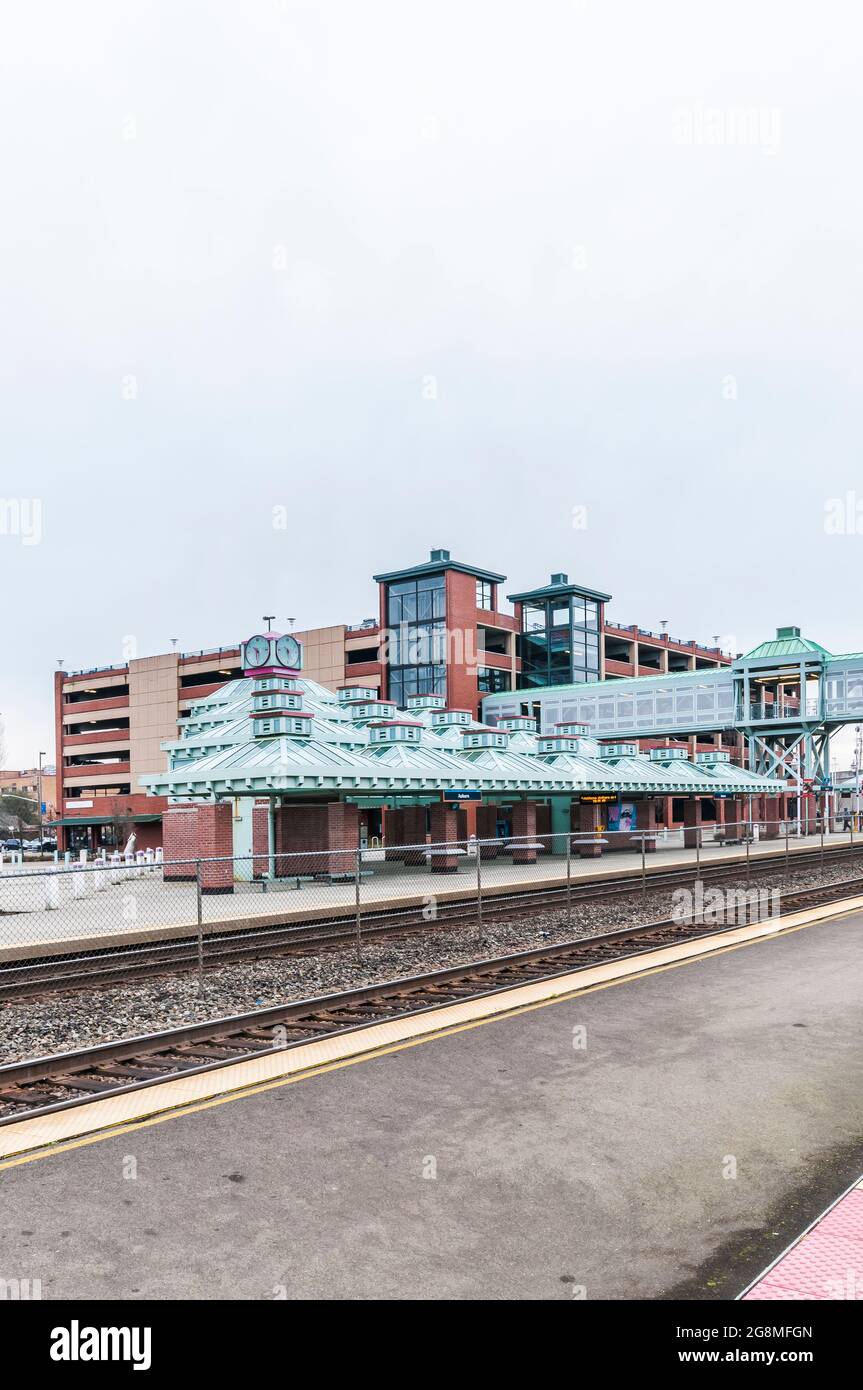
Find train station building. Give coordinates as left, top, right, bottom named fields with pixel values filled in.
left=52, top=547, right=730, bottom=852
left=137, top=630, right=787, bottom=890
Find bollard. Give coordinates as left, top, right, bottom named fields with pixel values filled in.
left=93, top=866, right=107, bottom=892
left=44, top=876, right=60, bottom=910
left=72, top=868, right=88, bottom=899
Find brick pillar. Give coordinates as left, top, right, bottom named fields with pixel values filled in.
left=455, top=806, right=470, bottom=847
left=197, top=802, right=234, bottom=894
left=429, top=804, right=460, bottom=872
left=162, top=805, right=199, bottom=881
left=683, top=798, right=703, bottom=848
left=384, top=807, right=405, bottom=861
left=277, top=802, right=359, bottom=877
left=252, top=800, right=270, bottom=878
left=402, top=806, right=427, bottom=865
left=639, top=799, right=657, bottom=852
left=511, top=802, right=537, bottom=863
left=325, top=802, right=359, bottom=877
left=476, top=804, right=499, bottom=858
left=726, top=798, right=745, bottom=840
left=763, top=796, right=780, bottom=839
left=576, top=802, right=603, bottom=858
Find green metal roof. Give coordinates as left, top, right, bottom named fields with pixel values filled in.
left=742, top=627, right=832, bottom=661
left=373, top=549, right=505, bottom=585
left=508, top=572, right=612, bottom=604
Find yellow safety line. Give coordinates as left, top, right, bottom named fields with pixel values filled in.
left=1, top=903, right=857, bottom=1174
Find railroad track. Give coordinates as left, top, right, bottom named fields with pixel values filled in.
left=0, top=876, right=859, bottom=1127
left=0, top=841, right=859, bottom=1001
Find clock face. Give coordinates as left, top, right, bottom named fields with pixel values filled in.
left=275, top=634, right=301, bottom=669
left=244, top=635, right=272, bottom=668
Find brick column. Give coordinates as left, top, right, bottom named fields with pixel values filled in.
left=278, top=802, right=359, bottom=877
left=402, top=806, right=427, bottom=865
left=511, top=802, right=537, bottom=863
left=476, top=804, right=499, bottom=858
left=162, top=805, right=199, bottom=881
left=683, top=798, right=703, bottom=848
left=197, top=802, right=234, bottom=894
left=384, top=807, right=405, bottom=861
left=428, top=804, right=460, bottom=872
left=639, top=799, right=657, bottom=852
left=726, top=798, right=746, bottom=840
left=252, top=800, right=269, bottom=878
left=576, top=802, right=603, bottom=858
left=762, top=796, right=781, bottom=839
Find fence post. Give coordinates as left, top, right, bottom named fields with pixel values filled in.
left=820, top=798, right=825, bottom=877
left=355, top=847, right=362, bottom=958
left=476, top=838, right=483, bottom=942
left=641, top=835, right=646, bottom=902
left=785, top=819, right=789, bottom=886
left=745, top=826, right=751, bottom=890
left=566, top=831, right=572, bottom=928
left=196, top=859, right=203, bottom=991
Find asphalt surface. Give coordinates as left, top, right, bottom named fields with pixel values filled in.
left=1, top=911, right=862, bottom=1300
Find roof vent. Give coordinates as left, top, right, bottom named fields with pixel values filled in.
left=537, top=734, right=580, bottom=754
left=337, top=686, right=378, bottom=703
left=597, top=742, right=638, bottom=760
left=250, top=711, right=313, bottom=740
left=462, top=728, right=510, bottom=751
left=369, top=720, right=423, bottom=745
left=551, top=572, right=568, bottom=585
left=497, top=716, right=537, bottom=732
left=776, top=626, right=801, bottom=639
left=430, top=548, right=451, bottom=563
left=432, top=709, right=472, bottom=728
left=348, top=700, right=397, bottom=722
left=555, top=721, right=590, bottom=736
left=696, top=750, right=731, bottom=765
left=649, top=747, right=689, bottom=762
left=406, top=694, right=447, bottom=711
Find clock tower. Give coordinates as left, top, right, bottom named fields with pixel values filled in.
left=240, top=632, right=310, bottom=739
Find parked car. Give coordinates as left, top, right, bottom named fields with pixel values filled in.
left=2, top=838, right=22, bottom=851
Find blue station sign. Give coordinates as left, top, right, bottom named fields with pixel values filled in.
left=442, top=789, right=482, bottom=803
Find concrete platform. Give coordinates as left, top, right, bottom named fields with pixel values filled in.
left=0, top=831, right=853, bottom=961
left=1, top=906, right=860, bottom=1299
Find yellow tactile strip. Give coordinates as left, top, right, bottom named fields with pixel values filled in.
left=1, top=895, right=860, bottom=1163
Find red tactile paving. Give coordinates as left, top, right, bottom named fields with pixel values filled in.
left=744, top=1181, right=863, bottom=1300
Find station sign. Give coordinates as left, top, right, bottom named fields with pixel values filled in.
left=442, top=789, right=482, bottom=802
left=581, top=793, right=617, bottom=805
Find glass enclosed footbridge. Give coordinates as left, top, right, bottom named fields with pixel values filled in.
left=483, top=628, right=863, bottom=787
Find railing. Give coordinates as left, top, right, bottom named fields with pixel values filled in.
left=737, top=700, right=820, bottom=722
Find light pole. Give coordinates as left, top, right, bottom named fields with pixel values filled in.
left=38, top=751, right=46, bottom=845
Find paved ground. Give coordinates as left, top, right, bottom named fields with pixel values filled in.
left=0, top=831, right=850, bottom=955
left=1, top=911, right=861, bottom=1299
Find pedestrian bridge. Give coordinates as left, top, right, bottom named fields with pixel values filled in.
left=483, top=628, right=863, bottom=752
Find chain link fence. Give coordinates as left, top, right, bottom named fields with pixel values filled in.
left=0, top=817, right=859, bottom=990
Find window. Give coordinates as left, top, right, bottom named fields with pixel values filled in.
left=476, top=579, right=495, bottom=610
left=517, top=592, right=601, bottom=687
left=386, top=574, right=447, bottom=706
left=478, top=667, right=512, bottom=693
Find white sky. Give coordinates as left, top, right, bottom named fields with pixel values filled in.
left=1, top=1, right=862, bottom=768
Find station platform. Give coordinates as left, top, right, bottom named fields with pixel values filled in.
left=0, top=830, right=852, bottom=961
left=1, top=904, right=860, bottom=1299
left=742, top=1177, right=863, bottom=1300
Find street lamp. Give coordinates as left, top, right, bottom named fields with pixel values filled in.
left=38, top=751, right=46, bottom=845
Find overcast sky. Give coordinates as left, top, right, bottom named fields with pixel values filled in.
left=1, top=1, right=862, bottom=768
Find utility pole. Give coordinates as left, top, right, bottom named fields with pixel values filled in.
left=38, top=750, right=46, bottom=845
